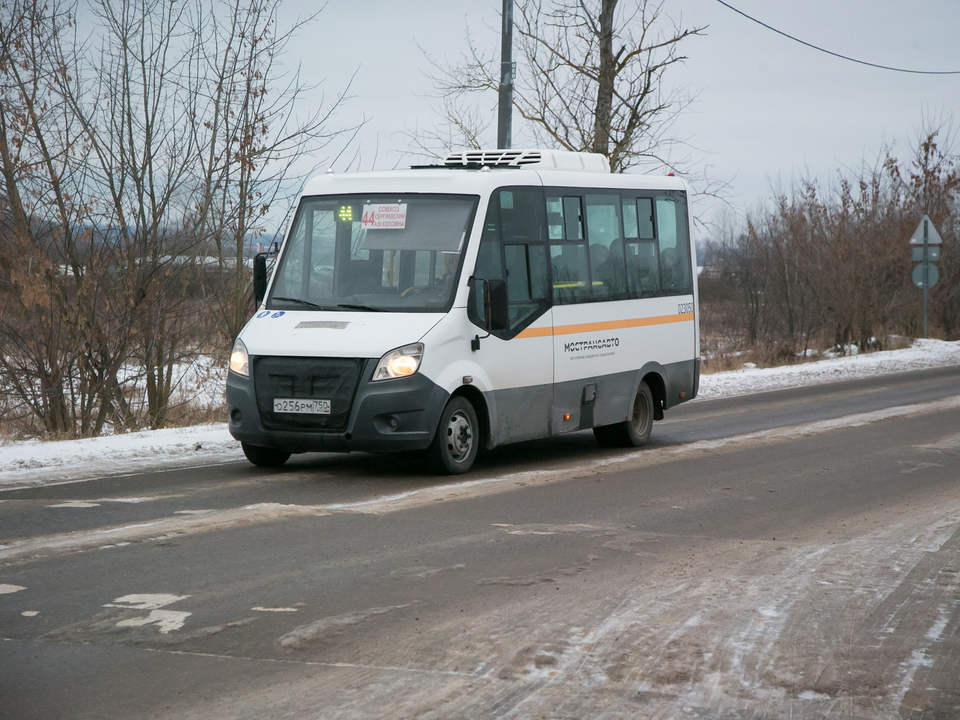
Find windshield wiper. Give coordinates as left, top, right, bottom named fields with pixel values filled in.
left=271, top=297, right=329, bottom=310
left=337, top=303, right=383, bottom=312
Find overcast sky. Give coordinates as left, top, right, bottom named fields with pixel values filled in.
left=284, top=0, right=960, bottom=234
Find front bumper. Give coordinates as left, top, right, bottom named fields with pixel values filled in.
left=226, top=357, right=449, bottom=454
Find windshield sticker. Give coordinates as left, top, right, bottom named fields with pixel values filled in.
left=257, top=310, right=270, bottom=318
left=361, top=203, right=407, bottom=229
left=271, top=311, right=285, bottom=318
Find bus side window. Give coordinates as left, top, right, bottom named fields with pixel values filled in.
left=471, top=188, right=550, bottom=335
left=468, top=197, right=504, bottom=327
left=584, top=193, right=627, bottom=300
left=622, top=197, right=639, bottom=239
left=638, top=197, right=655, bottom=239
left=548, top=194, right=590, bottom=304
left=501, top=188, right=549, bottom=330
left=655, top=195, right=692, bottom=295
left=626, top=240, right=659, bottom=297
left=621, top=196, right=658, bottom=298
left=563, top=196, right=583, bottom=240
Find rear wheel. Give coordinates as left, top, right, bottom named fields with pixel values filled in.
left=241, top=442, right=291, bottom=468
left=428, top=396, right=479, bottom=475
left=592, top=380, right=654, bottom=448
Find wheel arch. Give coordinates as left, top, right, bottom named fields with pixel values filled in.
left=451, top=384, right=492, bottom=451
left=636, top=363, right=667, bottom=421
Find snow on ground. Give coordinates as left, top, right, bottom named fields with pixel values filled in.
left=0, top=424, right=241, bottom=489
left=1, top=339, right=958, bottom=490
left=700, top=338, right=960, bottom=398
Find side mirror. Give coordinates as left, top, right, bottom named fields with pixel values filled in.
left=486, top=279, right=509, bottom=331
left=253, top=253, right=268, bottom=305
left=467, top=277, right=509, bottom=351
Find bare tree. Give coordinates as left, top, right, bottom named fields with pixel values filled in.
left=0, top=0, right=355, bottom=436
left=0, top=0, right=112, bottom=436
left=185, top=0, right=358, bottom=345
left=413, top=0, right=704, bottom=174
left=708, top=126, right=960, bottom=361
left=59, top=0, right=207, bottom=429
left=62, top=0, right=357, bottom=428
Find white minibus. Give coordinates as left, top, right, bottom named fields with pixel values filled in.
left=226, top=149, right=699, bottom=474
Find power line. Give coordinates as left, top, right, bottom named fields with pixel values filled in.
left=715, top=0, right=960, bottom=75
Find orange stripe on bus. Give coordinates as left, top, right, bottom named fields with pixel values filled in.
left=515, top=326, right=554, bottom=338
left=516, top=313, right=694, bottom=339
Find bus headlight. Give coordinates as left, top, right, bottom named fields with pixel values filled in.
left=229, top=338, right=250, bottom=377
left=373, top=343, right=423, bottom=381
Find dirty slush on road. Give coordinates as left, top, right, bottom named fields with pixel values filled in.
left=144, top=480, right=960, bottom=718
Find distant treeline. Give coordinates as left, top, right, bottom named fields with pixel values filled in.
left=700, top=129, right=959, bottom=364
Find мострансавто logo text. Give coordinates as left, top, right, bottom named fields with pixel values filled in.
left=564, top=337, right=620, bottom=353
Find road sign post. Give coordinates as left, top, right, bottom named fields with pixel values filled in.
left=909, top=215, right=943, bottom=336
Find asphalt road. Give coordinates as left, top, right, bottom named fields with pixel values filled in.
left=1, top=366, right=959, bottom=719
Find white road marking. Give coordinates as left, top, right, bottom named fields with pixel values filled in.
left=252, top=607, right=299, bottom=612
left=105, top=594, right=190, bottom=610
left=4, top=394, right=960, bottom=565
left=47, top=501, right=100, bottom=508
left=21, top=610, right=39, bottom=617
left=105, top=594, right=192, bottom=634
left=0, top=584, right=26, bottom=594
left=116, top=609, right=191, bottom=634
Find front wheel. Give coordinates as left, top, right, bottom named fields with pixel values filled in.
left=241, top=442, right=291, bottom=468
left=428, top=396, right=479, bottom=475
left=592, top=380, right=654, bottom=448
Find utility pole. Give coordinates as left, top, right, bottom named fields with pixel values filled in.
left=497, top=0, right=514, bottom=149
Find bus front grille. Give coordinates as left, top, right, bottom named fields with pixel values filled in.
left=253, top=356, right=364, bottom=432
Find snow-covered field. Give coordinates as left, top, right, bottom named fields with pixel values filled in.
left=2, top=339, right=958, bottom=490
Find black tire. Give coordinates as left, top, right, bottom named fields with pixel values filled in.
left=592, top=423, right=622, bottom=448
left=428, top=396, right=479, bottom=475
left=592, top=380, right=654, bottom=448
left=241, top=442, right=291, bottom=468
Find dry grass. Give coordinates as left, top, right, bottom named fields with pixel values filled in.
left=700, top=331, right=917, bottom=375
left=160, top=401, right=227, bottom=428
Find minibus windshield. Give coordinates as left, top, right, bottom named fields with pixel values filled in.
left=268, top=194, right=478, bottom=312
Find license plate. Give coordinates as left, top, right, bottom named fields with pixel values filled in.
left=273, top=398, right=331, bottom=415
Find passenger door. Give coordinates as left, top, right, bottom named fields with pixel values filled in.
left=547, top=190, right=636, bottom=431
left=469, top=187, right=554, bottom=445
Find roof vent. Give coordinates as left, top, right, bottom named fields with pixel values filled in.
left=443, top=149, right=610, bottom=173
